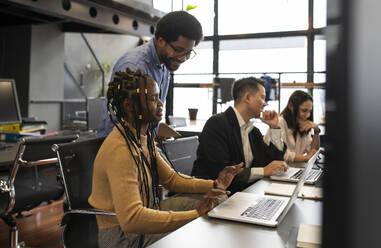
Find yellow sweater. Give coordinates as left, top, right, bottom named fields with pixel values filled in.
left=88, top=125, right=213, bottom=234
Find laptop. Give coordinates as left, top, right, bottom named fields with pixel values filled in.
left=207, top=150, right=320, bottom=227
left=270, top=151, right=322, bottom=184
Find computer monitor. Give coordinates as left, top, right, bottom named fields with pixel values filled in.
left=0, top=79, right=22, bottom=125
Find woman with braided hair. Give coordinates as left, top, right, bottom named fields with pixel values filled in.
left=89, top=68, right=243, bottom=247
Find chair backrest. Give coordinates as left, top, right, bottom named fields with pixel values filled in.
left=161, top=136, right=199, bottom=176
left=62, top=213, right=99, bottom=248
left=54, top=137, right=105, bottom=210
left=2, top=134, right=78, bottom=216
left=21, top=135, right=79, bottom=163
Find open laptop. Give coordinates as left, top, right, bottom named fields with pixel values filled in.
left=207, top=150, right=320, bottom=227
left=270, top=151, right=322, bottom=184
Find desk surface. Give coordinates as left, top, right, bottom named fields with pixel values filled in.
left=149, top=179, right=322, bottom=248
left=175, top=119, right=270, bottom=136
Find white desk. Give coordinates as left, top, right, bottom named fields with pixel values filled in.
left=175, top=119, right=271, bottom=136
left=149, top=179, right=322, bottom=248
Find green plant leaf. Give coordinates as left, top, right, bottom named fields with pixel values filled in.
left=186, top=5, right=197, bottom=11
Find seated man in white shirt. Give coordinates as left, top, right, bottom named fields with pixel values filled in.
left=191, top=77, right=288, bottom=193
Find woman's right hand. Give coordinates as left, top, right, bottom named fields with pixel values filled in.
left=305, top=148, right=318, bottom=161
left=299, top=120, right=319, bottom=133
left=196, top=189, right=230, bottom=216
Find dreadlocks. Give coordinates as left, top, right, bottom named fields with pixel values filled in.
left=106, top=68, right=160, bottom=209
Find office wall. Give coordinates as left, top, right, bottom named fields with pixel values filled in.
left=64, top=33, right=139, bottom=99
left=29, top=24, right=65, bottom=131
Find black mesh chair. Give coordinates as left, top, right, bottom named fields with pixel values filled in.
left=53, top=137, right=116, bottom=248
left=0, top=134, right=78, bottom=248
left=161, top=136, right=199, bottom=176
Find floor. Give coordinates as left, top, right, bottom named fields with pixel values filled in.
left=0, top=200, right=63, bottom=248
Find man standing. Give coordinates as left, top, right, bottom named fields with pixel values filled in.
left=98, top=11, right=203, bottom=137
left=192, top=77, right=288, bottom=193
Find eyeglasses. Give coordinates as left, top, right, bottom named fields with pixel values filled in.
left=166, top=41, right=197, bottom=60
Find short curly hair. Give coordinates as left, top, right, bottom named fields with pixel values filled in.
left=155, top=11, right=203, bottom=46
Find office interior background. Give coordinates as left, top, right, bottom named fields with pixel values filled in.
left=0, top=0, right=380, bottom=247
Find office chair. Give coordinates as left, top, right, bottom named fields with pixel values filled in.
left=0, top=134, right=78, bottom=248
left=161, top=136, right=199, bottom=176
left=53, top=137, right=116, bottom=248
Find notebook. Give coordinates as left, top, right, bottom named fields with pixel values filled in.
left=297, top=224, right=322, bottom=248
left=207, top=150, right=320, bottom=227
left=270, top=151, right=322, bottom=184
left=265, top=182, right=323, bottom=200
left=157, top=122, right=181, bottom=139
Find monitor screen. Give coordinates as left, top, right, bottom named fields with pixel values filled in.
left=0, top=79, right=22, bottom=125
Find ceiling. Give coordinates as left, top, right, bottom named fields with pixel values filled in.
left=0, top=0, right=165, bottom=36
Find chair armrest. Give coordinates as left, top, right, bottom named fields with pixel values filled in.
left=66, top=208, right=116, bottom=216
left=60, top=208, right=116, bottom=227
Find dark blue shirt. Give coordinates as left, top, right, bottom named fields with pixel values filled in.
left=97, top=38, right=170, bottom=137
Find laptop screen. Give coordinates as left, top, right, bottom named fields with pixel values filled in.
left=277, top=149, right=321, bottom=222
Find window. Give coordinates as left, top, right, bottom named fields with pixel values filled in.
left=173, top=88, right=213, bottom=120
left=184, top=0, right=214, bottom=36
left=176, top=41, right=213, bottom=74
left=153, top=0, right=214, bottom=36
left=219, top=37, right=307, bottom=73
left=153, top=0, right=173, bottom=12
left=313, top=0, right=327, bottom=28
left=314, top=36, right=326, bottom=72
left=155, top=0, right=326, bottom=125
left=219, top=0, right=308, bottom=35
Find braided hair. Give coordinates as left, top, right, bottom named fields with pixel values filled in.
left=106, top=68, right=160, bottom=209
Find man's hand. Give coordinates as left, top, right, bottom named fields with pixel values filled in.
left=298, top=120, right=319, bottom=133
left=263, top=160, right=288, bottom=176
left=260, top=110, right=279, bottom=128
left=196, top=189, right=230, bottom=216
left=214, top=163, right=244, bottom=190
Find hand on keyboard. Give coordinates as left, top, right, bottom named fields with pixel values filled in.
left=275, top=170, right=286, bottom=176
left=264, top=161, right=288, bottom=177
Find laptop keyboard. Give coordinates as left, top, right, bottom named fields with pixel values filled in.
left=291, top=169, right=320, bottom=181
left=241, top=198, right=284, bottom=220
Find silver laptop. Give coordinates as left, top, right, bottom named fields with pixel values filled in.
left=207, top=150, right=320, bottom=227
left=270, top=151, right=322, bottom=184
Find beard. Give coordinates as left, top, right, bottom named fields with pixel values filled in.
left=161, top=55, right=182, bottom=72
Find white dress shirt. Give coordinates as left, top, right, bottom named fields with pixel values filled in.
left=274, top=116, right=314, bottom=162
left=232, top=107, right=284, bottom=182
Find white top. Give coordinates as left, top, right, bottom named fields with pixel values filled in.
left=233, top=107, right=283, bottom=182
left=274, top=116, right=313, bottom=162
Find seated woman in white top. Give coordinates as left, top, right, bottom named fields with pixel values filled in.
left=271, top=90, right=320, bottom=163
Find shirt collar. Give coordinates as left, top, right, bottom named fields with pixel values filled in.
left=148, top=38, right=164, bottom=69
left=233, top=106, right=251, bottom=129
